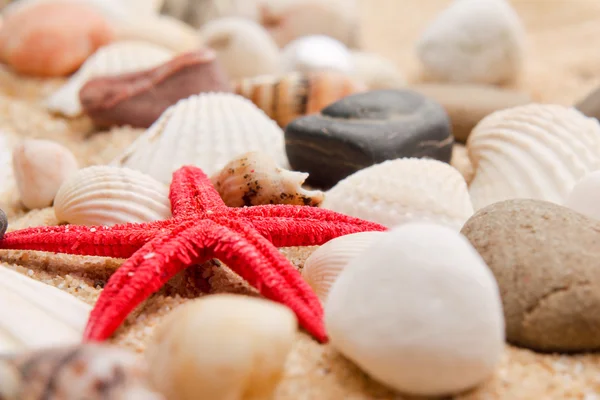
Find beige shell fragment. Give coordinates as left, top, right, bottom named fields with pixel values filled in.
left=0, top=266, right=92, bottom=354
left=112, top=92, right=289, bottom=184
left=302, top=231, right=384, bottom=303
left=211, top=151, right=324, bottom=207
left=467, top=104, right=600, bottom=210
left=44, top=41, right=174, bottom=117
left=54, top=165, right=171, bottom=226
left=321, top=158, right=474, bottom=230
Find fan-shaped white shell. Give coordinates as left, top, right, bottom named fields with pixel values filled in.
left=54, top=165, right=171, bottom=226
left=467, top=104, right=600, bottom=211
left=302, top=231, right=384, bottom=303
left=111, top=93, right=290, bottom=184
left=44, top=41, right=174, bottom=117
left=321, top=158, right=474, bottom=230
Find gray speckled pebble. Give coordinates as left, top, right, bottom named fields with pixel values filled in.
left=284, top=89, right=454, bottom=188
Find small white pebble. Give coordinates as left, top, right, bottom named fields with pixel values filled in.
left=281, top=35, right=353, bottom=74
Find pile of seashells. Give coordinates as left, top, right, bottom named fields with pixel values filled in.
left=2, top=0, right=600, bottom=399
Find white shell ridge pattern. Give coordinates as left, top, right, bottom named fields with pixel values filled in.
left=44, top=41, right=175, bottom=117
left=321, top=158, right=474, bottom=230
left=112, top=93, right=290, bottom=184
left=54, top=165, right=171, bottom=226
left=467, top=104, right=600, bottom=211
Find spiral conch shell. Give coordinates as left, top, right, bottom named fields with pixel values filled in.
left=111, top=92, right=289, bottom=184
left=321, top=158, right=474, bottom=230
left=233, top=71, right=367, bottom=127
left=45, top=41, right=174, bottom=117
left=302, top=231, right=384, bottom=303
left=54, top=165, right=171, bottom=226
left=467, top=104, right=600, bottom=211
left=210, top=151, right=324, bottom=207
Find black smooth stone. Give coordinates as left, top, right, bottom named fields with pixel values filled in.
left=0, top=208, right=6, bottom=240
left=284, top=89, right=454, bottom=189
left=575, top=86, right=600, bottom=121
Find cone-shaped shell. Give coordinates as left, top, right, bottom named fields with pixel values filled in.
left=210, top=151, right=324, bottom=207
left=45, top=40, right=174, bottom=117
left=0, top=266, right=92, bottom=353
left=54, top=165, right=171, bottom=226
left=321, top=158, right=474, bottom=230
left=233, top=71, right=367, bottom=127
left=467, top=104, right=600, bottom=210
left=111, top=92, right=289, bottom=184
left=302, top=231, right=384, bottom=303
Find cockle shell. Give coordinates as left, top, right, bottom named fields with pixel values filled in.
left=302, top=231, right=384, bottom=303
left=210, top=151, right=324, bottom=207
left=467, top=104, right=600, bottom=211
left=321, top=158, right=474, bottom=230
left=281, top=35, right=353, bottom=74
left=234, top=71, right=366, bottom=127
left=111, top=92, right=289, bottom=184
left=54, top=165, right=171, bottom=226
left=350, top=51, right=405, bottom=90
left=0, top=266, right=92, bottom=353
left=45, top=40, right=174, bottom=117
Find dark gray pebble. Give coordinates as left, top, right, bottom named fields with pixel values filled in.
left=284, top=89, right=454, bottom=189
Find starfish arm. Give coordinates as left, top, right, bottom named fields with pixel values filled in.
left=237, top=206, right=387, bottom=247
left=170, top=166, right=227, bottom=217
left=0, top=222, right=167, bottom=258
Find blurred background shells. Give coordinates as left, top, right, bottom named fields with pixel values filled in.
left=234, top=71, right=366, bottom=127
left=54, top=165, right=171, bottom=226
left=0, top=130, right=18, bottom=213
left=350, top=50, right=405, bottom=90
left=210, top=151, right=324, bottom=207
left=280, top=34, right=353, bottom=74
left=45, top=40, right=174, bottom=117
left=321, top=158, right=474, bottom=230
left=467, top=104, right=600, bottom=211
left=111, top=92, right=289, bottom=184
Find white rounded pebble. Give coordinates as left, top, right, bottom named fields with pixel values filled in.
left=325, top=222, right=505, bottom=397
left=564, top=171, right=600, bottom=220
left=415, top=0, right=526, bottom=85
left=281, top=35, right=353, bottom=74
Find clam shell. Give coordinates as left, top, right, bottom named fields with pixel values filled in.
left=54, top=165, right=171, bottom=226
left=467, top=104, right=600, bottom=210
left=234, top=71, right=366, bottom=127
left=44, top=40, right=174, bottom=117
left=321, top=158, right=474, bottom=230
left=111, top=92, right=289, bottom=184
left=0, top=266, right=91, bottom=353
left=210, top=151, right=324, bottom=207
left=302, top=231, right=384, bottom=303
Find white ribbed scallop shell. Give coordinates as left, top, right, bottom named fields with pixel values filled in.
left=44, top=41, right=174, bottom=117
left=321, top=158, right=474, bottom=230
left=111, top=93, right=290, bottom=184
left=467, top=104, right=600, bottom=211
left=302, top=231, right=383, bottom=303
left=0, top=266, right=91, bottom=353
left=54, top=165, right=171, bottom=226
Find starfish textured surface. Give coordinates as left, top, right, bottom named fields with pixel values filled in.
left=0, top=166, right=387, bottom=343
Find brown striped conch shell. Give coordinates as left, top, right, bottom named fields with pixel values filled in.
left=234, top=71, right=367, bottom=127
left=467, top=104, right=600, bottom=210
left=210, top=151, right=324, bottom=207
left=54, top=165, right=171, bottom=226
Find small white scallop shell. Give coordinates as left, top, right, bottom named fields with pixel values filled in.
left=350, top=51, right=405, bottom=90
left=281, top=35, right=353, bottom=74
left=467, top=104, right=600, bottom=211
left=321, top=158, right=474, bottom=230
left=111, top=92, right=289, bottom=184
left=211, top=151, right=324, bottom=207
left=54, top=165, right=171, bottom=226
left=302, top=231, right=384, bottom=303
left=44, top=41, right=174, bottom=117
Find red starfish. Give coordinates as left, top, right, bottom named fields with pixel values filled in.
left=0, top=166, right=386, bottom=343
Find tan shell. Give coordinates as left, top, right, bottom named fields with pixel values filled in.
left=302, top=231, right=384, bottom=303
left=45, top=41, right=174, bottom=117
left=468, top=104, right=600, bottom=210
left=234, top=71, right=367, bottom=127
left=210, top=151, right=324, bottom=207
left=54, top=165, right=171, bottom=226
left=0, top=266, right=91, bottom=353
left=321, top=158, right=474, bottom=230
left=111, top=92, right=289, bottom=184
